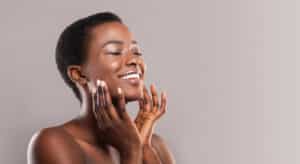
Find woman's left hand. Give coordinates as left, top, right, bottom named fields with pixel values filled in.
left=134, top=84, right=167, bottom=146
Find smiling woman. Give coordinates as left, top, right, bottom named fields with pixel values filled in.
left=27, top=12, right=175, bottom=164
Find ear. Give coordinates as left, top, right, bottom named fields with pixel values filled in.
left=67, top=65, right=88, bottom=85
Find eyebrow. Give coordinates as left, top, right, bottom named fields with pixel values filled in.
left=101, top=40, right=138, bottom=48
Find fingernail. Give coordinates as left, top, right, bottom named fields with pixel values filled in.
left=100, top=80, right=106, bottom=87
left=162, top=91, right=166, bottom=98
left=96, top=79, right=101, bottom=87
left=87, top=81, right=96, bottom=94
left=151, top=84, right=156, bottom=92
left=117, top=87, right=122, bottom=95
left=96, top=80, right=104, bottom=94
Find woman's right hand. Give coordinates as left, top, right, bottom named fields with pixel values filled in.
left=92, top=80, right=142, bottom=154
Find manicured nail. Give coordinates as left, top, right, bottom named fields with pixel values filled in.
left=162, top=91, right=166, bottom=98
left=96, top=80, right=104, bottom=95
left=87, top=81, right=96, bottom=94
left=100, top=80, right=106, bottom=87
left=96, top=79, right=101, bottom=87
left=151, top=84, right=155, bottom=89
left=151, top=84, right=157, bottom=93
left=117, top=87, right=122, bottom=95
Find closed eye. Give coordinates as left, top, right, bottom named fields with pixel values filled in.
left=108, top=52, right=122, bottom=55
left=134, top=52, right=143, bottom=56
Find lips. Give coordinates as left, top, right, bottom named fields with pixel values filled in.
left=119, top=70, right=142, bottom=80
left=121, top=72, right=140, bottom=80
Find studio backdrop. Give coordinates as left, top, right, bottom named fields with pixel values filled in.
left=0, top=0, right=300, bottom=164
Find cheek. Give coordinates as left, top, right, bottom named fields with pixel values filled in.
left=139, top=60, right=147, bottom=79
left=106, top=57, right=123, bottom=77
left=99, top=55, right=122, bottom=73
left=111, top=61, right=121, bottom=70
left=100, top=59, right=122, bottom=81
left=103, top=60, right=123, bottom=97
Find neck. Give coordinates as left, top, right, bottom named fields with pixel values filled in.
left=78, top=93, right=96, bottom=130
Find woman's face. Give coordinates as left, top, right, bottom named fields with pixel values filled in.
left=82, top=22, right=145, bottom=102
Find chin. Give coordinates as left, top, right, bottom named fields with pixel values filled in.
left=124, top=89, right=143, bottom=103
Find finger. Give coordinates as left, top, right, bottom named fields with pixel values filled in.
left=150, top=84, right=159, bottom=112
left=92, top=87, right=106, bottom=129
left=116, top=87, right=131, bottom=121
left=135, top=99, right=144, bottom=122
left=92, top=93, right=103, bottom=126
left=96, top=80, right=111, bottom=124
left=96, top=80, right=105, bottom=109
left=143, top=86, right=152, bottom=112
left=92, top=90, right=99, bottom=115
left=93, top=86, right=104, bottom=121
left=138, top=98, right=144, bottom=110
left=136, top=98, right=145, bottom=118
left=100, top=80, right=120, bottom=121
left=158, top=91, right=167, bottom=118
left=87, top=81, right=97, bottom=96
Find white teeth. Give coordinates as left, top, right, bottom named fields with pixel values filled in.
left=121, top=73, right=140, bottom=79
left=126, top=71, right=135, bottom=74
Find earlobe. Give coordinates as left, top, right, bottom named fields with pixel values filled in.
left=67, top=65, right=88, bottom=85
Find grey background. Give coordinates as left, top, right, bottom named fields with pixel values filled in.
left=0, top=0, right=299, bottom=164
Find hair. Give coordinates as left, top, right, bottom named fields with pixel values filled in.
left=55, top=12, right=123, bottom=103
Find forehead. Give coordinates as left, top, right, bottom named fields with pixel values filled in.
left=88, top=22, right=134, bottom=45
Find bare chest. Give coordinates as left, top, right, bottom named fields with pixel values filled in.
left=76, top=139, right=120, bottom=164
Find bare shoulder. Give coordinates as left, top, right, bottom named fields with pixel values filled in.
left=151, top=133, right=176, bottom=164
left=27, top=126, right=86, bottom=164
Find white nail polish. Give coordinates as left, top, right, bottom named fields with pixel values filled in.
left=100, top=80, right=106, bottom=87
left=87, top=82, right=96, bottom=94
left=117, top=87, right=122, bottom=94
left=96, top=79, right=101, bottom=86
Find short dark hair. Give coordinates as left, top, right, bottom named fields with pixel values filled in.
left=55, top=12, right=123, bottom=103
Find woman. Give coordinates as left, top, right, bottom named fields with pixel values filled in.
left=27, top=12, right=175, bottom=164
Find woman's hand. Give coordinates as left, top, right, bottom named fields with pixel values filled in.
left=134, top=84, right=167, bottom=146
left=92, top=80, right=142, bottom=155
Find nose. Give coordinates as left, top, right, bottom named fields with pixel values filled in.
left=125, top=50, right=140, bottom=66
left=126, top=54, right=138, bottom=66
left=125, top=52, right=145, bottom=74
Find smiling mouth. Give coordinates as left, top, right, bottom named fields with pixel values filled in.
left=118, top=71, right=142, bottom=86
left=119, top=70, right=142, bottom=80
left=121, top=73, right=140, bottom=80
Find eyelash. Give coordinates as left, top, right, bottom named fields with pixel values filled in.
left=134, top=52, right=143, bottom=56
left=109, top=52, right=122, bottom=55
left=108, top=51, right=143, bottom=56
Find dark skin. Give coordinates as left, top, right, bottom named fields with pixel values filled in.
left=27, top=22, right=175, bottom=164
